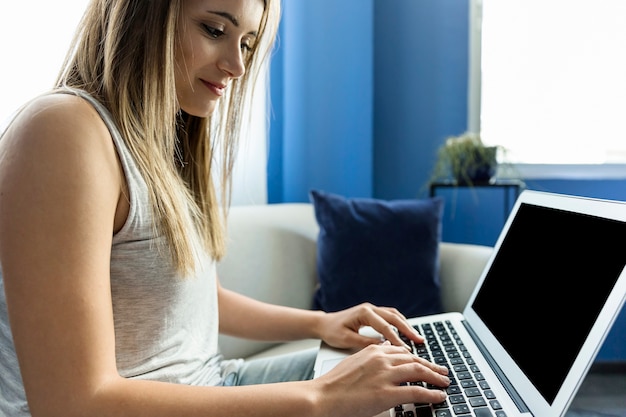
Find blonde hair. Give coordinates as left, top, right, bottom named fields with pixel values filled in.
left=56, top=0, right=280, bottom=274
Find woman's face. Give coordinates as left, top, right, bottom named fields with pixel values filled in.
left=175, top=0, right=264, bottom=117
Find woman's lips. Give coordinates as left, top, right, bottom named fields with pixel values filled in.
left=201, top=79, right=225, bottom=97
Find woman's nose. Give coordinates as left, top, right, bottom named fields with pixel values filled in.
left=218, top=43, right=246, bottom=79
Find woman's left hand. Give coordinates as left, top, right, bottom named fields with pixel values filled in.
left=316, top=303, right=424, bottom=350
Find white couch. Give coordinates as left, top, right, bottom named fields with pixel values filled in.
left=217, top=203, right=494, bottom=360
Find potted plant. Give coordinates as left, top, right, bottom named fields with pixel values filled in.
left=430, top=132, right=502, bottom=186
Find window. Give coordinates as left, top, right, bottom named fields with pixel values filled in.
left=0, top=1, right=267, bottom=203
left=0, top=1, right=88, bottom=131
left=469, top=0, right=626, bottom=178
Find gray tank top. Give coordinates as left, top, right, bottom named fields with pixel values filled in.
left=0, top=88, right=240, bottom=416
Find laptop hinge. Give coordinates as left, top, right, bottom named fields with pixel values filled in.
left=462, top=320, right=531, bottom=415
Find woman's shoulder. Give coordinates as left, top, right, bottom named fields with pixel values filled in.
left=1, top=90, right=115, bottom=157
left=5, top=90, right=107, bottom=137
left=0, top=90, right=122, bottom=194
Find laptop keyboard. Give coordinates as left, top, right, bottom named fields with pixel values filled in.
left=393, top=320, right=507, bottom=417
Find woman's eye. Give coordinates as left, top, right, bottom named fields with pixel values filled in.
left=241, top=36, right=256, bottom=54
left=202, top=24, right=224, bottom=39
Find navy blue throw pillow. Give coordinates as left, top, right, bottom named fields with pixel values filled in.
left=310, top=190, right=444, bottom=317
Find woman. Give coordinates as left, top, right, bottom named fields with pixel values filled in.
left=0, top=1, right=449, bottom=416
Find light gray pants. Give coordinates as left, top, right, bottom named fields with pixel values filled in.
left=221, top=347, right=317, bottom=386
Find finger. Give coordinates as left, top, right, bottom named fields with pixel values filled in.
left=380, top=345, right=450, bottom=378
left=361, top=307, right=421, bottom=348
left=381, top=382, right=447, bottom=412
left=384, top=328, right=412, bottom=350
left=375, top=307, right=425, bottom=344
left=346, top=331, right=394, bottom=349
left=402, top=384, right=448, bottom=406
left=367, top=320, right=409, bottom=349
left=392, top=319, right=424, bottom=344
left=390, top=360, right=451, bottom=389
left=414, top=356, right=450, bottom=376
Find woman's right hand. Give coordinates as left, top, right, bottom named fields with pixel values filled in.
left=314, top=342, right=450, bottom=417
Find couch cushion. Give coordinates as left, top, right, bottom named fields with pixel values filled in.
left=310, top=190, right=444, bottom=318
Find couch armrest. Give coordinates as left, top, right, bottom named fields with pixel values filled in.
left=217, top=203, right=319, bottom=359
left=439, top=242, right=493, bottom=313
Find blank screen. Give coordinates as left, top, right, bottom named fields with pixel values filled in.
left=472, top=203, right=626, bottom=404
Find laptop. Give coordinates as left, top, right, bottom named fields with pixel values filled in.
left=313, top=190, right=626, bottom=417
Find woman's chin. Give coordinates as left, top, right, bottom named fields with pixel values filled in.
left=180, top=101, right=218, bottom=118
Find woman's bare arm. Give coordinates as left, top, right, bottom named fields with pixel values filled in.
left=217, top=283, right=425, bottom=350
left=0, top=94, right=125, bottom=416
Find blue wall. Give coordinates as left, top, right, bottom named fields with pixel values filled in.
left=374, top=0, right=469, bottom=200
left=269, top=0, right=468, bottom=203
left=268, top=0, right=375, bottom=203
left=269, top=0, right=625, bottom=363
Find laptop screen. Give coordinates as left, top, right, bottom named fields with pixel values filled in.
left=471, top=202, right=626, bottom=404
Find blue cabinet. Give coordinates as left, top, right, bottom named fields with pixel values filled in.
left=430, top=180, right=524, bottom=247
